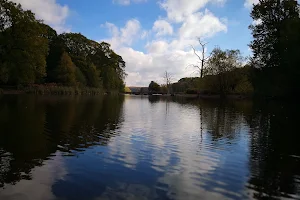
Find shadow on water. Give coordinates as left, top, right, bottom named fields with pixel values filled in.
left=246, top=100, right=300, bottom=199
left=0, top=94, right=299, bottom=199
left=0, top=95, right=125, bottom=189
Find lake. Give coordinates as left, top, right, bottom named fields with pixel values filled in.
left=0, top=95, right=299, bottom=200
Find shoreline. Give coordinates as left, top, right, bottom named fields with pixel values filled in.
left=126, top=93, right=252, bottom=100
left=0, top=87, right=106, bottom=96
left=1, top=90, right=26, bottom=95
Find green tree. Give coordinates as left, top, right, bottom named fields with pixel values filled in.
left=75, top=67, right=87, bottom=87
left=57, top=34, right=126, bottom=91
left=148, top=81, right=160, bottom=93
left=54, top=52, right=76, bottom=86
left=172, top=77, right=200, bottom=94
left=206, top=48, right=243, bottom=96
left=124, top=87, right=131, bottom=93
left=0, top=0, right=48, bottom=85
left=230, top=66, right=254, bottom=95
left=249, top=0, right=300, bottom=97
left=45, top=28, right=62, bottom=83
left=85, top=63, right=101, bottom=88
left=160, top=84, right=168, bottom=94
left=96, top=46, right=126, bottom=91
left=0, top=0, right=126, bottom=91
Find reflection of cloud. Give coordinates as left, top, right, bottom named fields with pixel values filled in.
left=0, top=152, right=67, bottom=200
left=106, top=132, right=139, bottom=169
left=95, top=97, right=250, bottom=199
left=103, top=97, right=223, bottom=199
left=158, top=174, right=225, bottom=200
left=0, top=149, right=12, bottom=180
left=95, top=182, right=155, bottom=200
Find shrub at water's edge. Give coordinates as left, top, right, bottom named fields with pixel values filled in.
left=25, top=85, right=104, bottom=96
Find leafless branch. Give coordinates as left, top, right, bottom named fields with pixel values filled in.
left=190, top=70, right=201, bottom=76
left=190, top=45, right=202, bottom=62
left=186, top=63, right=201, bottom=71
left=163, top=71, right=173, bottom=94
left=204, top=51, right=213, bottom=61
left=189, top=37, right=212, bottom=78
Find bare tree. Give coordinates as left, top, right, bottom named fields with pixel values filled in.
left=163, top=71, right=173, bottom=94
left=189, top=37, right=211, bottom=78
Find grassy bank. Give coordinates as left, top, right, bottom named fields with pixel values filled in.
left=26, top=86, right=104, bottom=95
left=171, top=93, right=251, bottom=99
left=0, top=85, right=105, bottom=95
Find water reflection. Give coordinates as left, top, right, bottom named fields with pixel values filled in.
left=0, top=95, right=299, bottom=199
left=0, top=152, right=66, bottom=200
left=0, top=95, right=124, bottom=190
left=247, top=101, right=300, bottom=199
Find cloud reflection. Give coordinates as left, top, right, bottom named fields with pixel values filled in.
left=102, top=96, right=226, bottom=199
left=0, top=152, right=67, bottom=200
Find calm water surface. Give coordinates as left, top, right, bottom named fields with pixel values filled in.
left=0, top=95, right=299, bottom=200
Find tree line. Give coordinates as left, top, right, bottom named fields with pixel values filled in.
left=149, top=0, right=300, bottom=99
left=149, top=48, right=253, bottom=96
left=0, top=0, right=126, bottom=92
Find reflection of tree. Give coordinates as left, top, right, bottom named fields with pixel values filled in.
left=45, top=95, right=125, bottom=151
left=148, top=95, right=160, bottom=103
left=247, top=102, right=300, bottom=199
left=199, top=100, right=244, bottom=141
left=0, top=95, right=124, bottom=188
left=0, top=95, right=50, bottom=187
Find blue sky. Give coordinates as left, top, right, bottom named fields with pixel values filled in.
left=12, top=0, right=258, bottom=86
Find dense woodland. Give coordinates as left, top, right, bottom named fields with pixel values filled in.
left=0, top=0, right=126, bottom=93
left=149, top=0, right=300, bottom=99
left=1, top=0, right=300, bottom=98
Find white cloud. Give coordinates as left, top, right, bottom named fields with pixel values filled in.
left=146, top=40, right=169, bottom=54
left=179, top=10, right=227, bottom=39
left=102, top=19, right=142, bottom=49
left=113, top=0, right=147, bottom=6
left=244, top=0, right=259, bottom=8
left=153, top=20, right=174, bottom=36
left=113, top=0, right=130, bottom=5
left=121, top=20, right=142, bottom=43
left=141, top=30, right=150, bottom=39
left=159, top=0, right=226, bottom=22
left=102, top=0, right=228, bottom=86
left=11, top=0, right=70, bottom=33
left=104, top=22, right=120, bottom=37
left=252, top=18, right=262, bottom=26
left=117, top=46, right=201, bottom=86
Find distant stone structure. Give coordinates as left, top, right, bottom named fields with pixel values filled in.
left=127, top=87, right=149, bottom=95
left=140, top=87, right=149, bottom=95
left=128, top=87, right=141, bottom=94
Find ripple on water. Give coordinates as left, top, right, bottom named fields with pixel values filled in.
left=0, top=95, right=300, bottom=200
